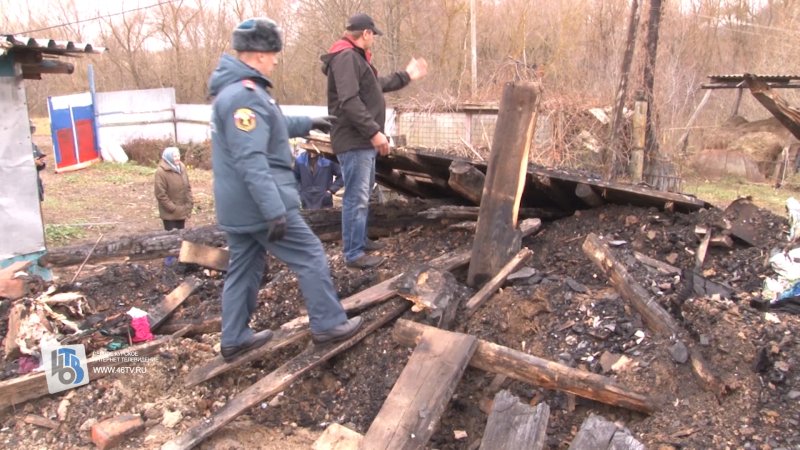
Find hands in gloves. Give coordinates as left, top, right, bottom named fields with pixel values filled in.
left=266, top=215, right=287, bottom=242
left=310, top=115, right=336, bottom=133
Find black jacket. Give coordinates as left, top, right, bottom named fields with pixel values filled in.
left=320, top=40, right=410, bottom=154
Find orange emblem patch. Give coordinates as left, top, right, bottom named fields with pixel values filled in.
left=234, top=108, right=256, bottom=132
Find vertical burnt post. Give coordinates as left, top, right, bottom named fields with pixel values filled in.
left=467, top=82, right=541, bottom=287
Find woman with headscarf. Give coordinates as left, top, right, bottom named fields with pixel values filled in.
left=154, top=146, right=193, bottom=230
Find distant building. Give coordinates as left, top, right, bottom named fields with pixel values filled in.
left=0, top=34, right=104, bottom=277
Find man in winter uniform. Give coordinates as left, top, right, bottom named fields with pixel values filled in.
left=293, top=147, right=343, bottom=209
left=321, top=13, right=428, bottom=269
left=208, top=17, right=362, bottom=362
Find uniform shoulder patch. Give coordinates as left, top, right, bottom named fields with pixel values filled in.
left=242, top=79, right=256, bottom=90
left=233, top=108, right=256, bottom=132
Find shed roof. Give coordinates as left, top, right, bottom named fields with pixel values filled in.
left=0, top=34, right=105, bottom=56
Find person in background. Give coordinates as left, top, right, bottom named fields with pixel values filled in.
left=321, top=12, right=428, bottom=269
left=208, top=17, right=362, bottom=362
left=154, top=146, right=193, bottom=230
left=293, top=147, right=344, bottom=209
left=30, top=121, right=46, bottom=202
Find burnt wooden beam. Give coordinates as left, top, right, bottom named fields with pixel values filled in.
left=582, top=233, right=728, bottom=398
left=532, top=174, right=576, bottom=211
left=393, top=320, right=656, bottom=414
left=162, top=299, right=410, bottom=450
left=21, top=60, right=74, bottom=76
left=575, top=183, right=605, bottom=208
left=418, top=206, right=566, bottom=221
left=363, top=327, right=477, bottom=449
left=148, top=277, right=201, bottom=331
left=480, top=390, right=549, bottom=450
left=465, top=247, right=533, bottom=316
left=306, top=132, right=711, bottom=214
left=157, top=318, right=221, bottom=336
left=185, top=247, right=475, bottom=387
left=568, top=414, right=645, bottom=450
left=582, top=233, right=679, bottom=336
left=468, top=82, right=542, bottom=287
left=448, top=160, right=485, bottom=204
left=391, top=267, right=459, bottom=317
left=40, top=201, right=443, bottom=268
left=744, top=73, right=800, bottom=142
left=178, top=241, right=228, bottom=271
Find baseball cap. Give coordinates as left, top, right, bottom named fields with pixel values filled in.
left=346, top=13, right=383, bottom=36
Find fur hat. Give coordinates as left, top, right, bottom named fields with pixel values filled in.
left=232, top=17, right=283, bottom=53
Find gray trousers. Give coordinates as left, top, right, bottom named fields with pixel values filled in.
left=221, top=209, right=347, bottom=347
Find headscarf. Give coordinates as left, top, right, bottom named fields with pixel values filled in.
left=162, top=147, right=181, bottom=173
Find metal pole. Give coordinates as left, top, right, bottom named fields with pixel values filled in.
left=470, top=0, right=477, bottom=98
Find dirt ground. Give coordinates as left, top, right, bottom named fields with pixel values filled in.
left=3, top=144, right=800, bottom=449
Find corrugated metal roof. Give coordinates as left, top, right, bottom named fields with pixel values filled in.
left=708, top=74, right=800, bottom=82
left=0, top=34, right=105, bottom=56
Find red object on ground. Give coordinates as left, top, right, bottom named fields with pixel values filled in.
left=129, top=316, right=153, bottom=343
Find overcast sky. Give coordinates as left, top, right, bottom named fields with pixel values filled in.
left=1, top=0, right=180, bottom=37
left=2, top=0, right=770, bottom=39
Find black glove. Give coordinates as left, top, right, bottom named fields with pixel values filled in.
left=266, top=215, right=287, bottom=242
left=310, top=115, right=336, bottom=133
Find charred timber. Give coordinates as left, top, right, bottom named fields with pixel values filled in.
left=41, top=200, right=442, bottom=268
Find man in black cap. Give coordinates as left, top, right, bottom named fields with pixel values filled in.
left=207, top=17, right=362, bottom=362
left=321, top=13, right=428, bottom=270
left=293, top=145, right=344, bottom=210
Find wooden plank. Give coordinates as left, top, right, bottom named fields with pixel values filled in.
left=309, top=136, right=710, bottom=214
left=448, top=160, right=485, bottom=204
left=313, top=423, right=363, bottom=450
left=710, top=234, right=734, bottom=248
left=0, top=261, right=32, bottom=280
left=744, top=73, right=800, bottom=142
left=362, top=327, right=478, bottom=449
left=479, top=390, right=549, bottom=450
left=582, top=234, right=727, bottom=398
left=465, top=247, right=533, bottom=316
left=418, top=206, right=564, bottom=222
left=184, top=326, right=309, bottom=387
left=148, top=277, right=201, bottom=331
left=0, top=336, right=173, bottom=410
left=157, top=318, right=221, bottom=336
left=393, top=320, right=655, bottom=413
left=178, top=241, right=229, bottom=271
left=39, top=202, right=441, bottom=268
left=632, top=252, right=680, bottom=275
left=575, top=183, right=605, bottom=208
left=162, top=299, right=410, bottom=450
left=478, top=374, right=509, bottom=414
left=695, top=230, right=711, bottom=270
left=568, top=413, right=645, bottom=450
left=582, top=233, right=679, bottom=336
left=675, top=89, right=713, bottom=154
left=0, top=278, right=27, bottom=300
left=533, top=174, right=576, bottom=211
left=185, top=248, right=473, bottom=387
left=568, top=414, right=619, bottom=450
left=392, top=267, right=459, bottom=316
left=722, top=197, right=761, bottom=247
left=468, top=82, right=541, bottom=287
left=22, top=414, right=60, bottom=429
